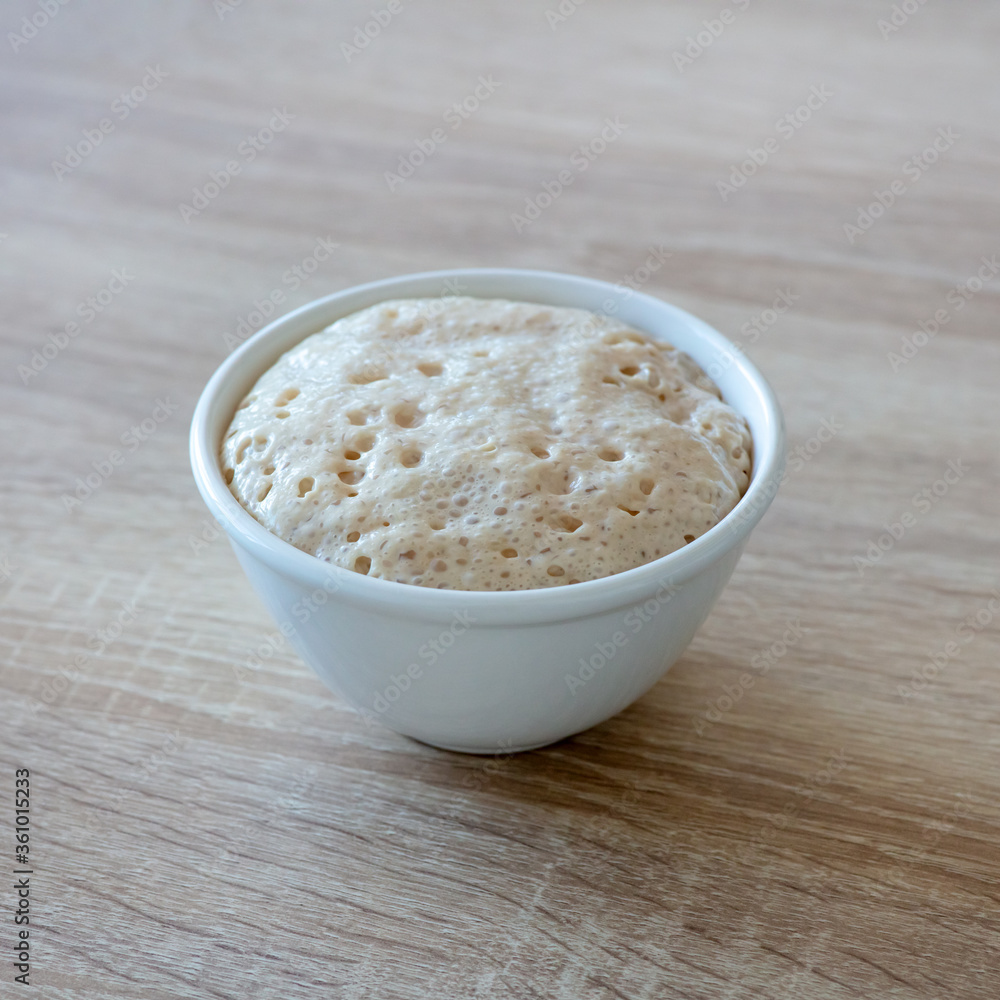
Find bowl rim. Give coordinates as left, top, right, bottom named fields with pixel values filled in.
left=190, top=267, right=786, bottom=625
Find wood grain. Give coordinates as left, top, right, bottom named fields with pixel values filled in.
left=2, top=1, right=999, bottom=997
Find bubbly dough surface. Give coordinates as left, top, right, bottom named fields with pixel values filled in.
left=222, top=297, right=752, bottom=590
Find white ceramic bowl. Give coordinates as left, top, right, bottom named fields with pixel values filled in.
left=190, top=269, right=785, bottom=753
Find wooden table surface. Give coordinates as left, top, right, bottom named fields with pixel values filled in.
left=2, top=1, right=999, bottom=997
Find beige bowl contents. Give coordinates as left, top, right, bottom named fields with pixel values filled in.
left=221, top=297, right=751, bottom=591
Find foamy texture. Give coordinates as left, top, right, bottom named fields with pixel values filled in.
left=222, top=297, right=752, bottom=591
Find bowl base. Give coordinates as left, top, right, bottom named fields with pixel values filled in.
left=407, top=734, right=561, bottom=756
